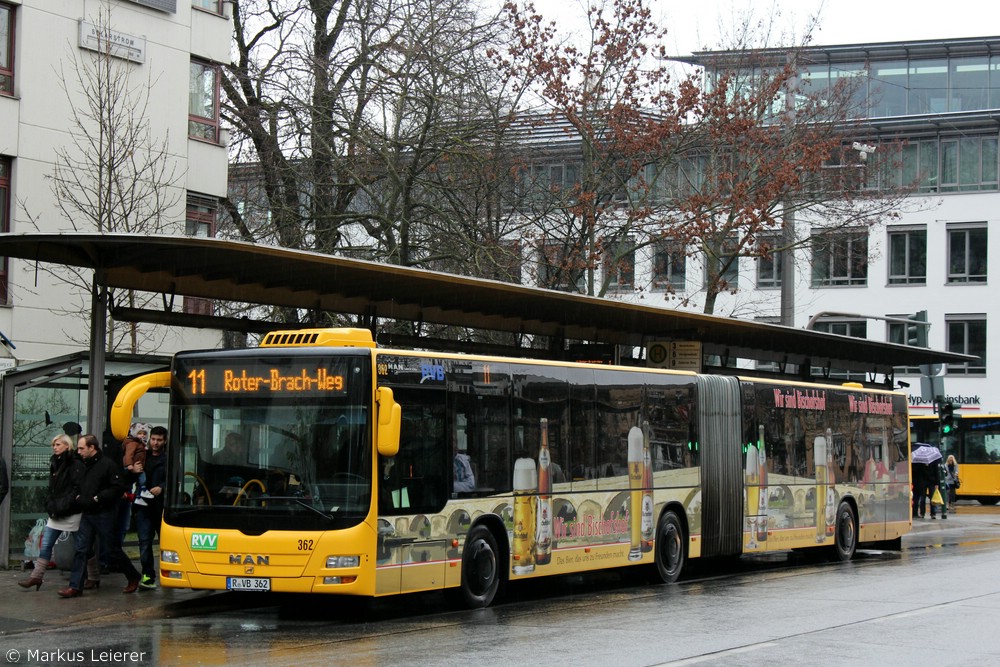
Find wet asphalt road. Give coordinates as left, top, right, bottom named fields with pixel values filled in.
left=2, top=505, right=999, bottom=666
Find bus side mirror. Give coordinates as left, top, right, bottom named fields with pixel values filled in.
left=110, top=371, right=172, bottom=441
left=376, top=387, right=401, bottom=458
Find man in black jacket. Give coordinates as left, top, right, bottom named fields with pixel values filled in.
left=134, top=425, right=167, bottom=589
left=58, top=434, right=141, bottom=598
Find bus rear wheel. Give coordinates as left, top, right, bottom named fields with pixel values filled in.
left=457, top=526, right=501, bottom=608
left=976, top=497, right=1000, bottom=506
left=652, top=510, right=685, bottom=583
left=833, top=501, right=857, bottom=561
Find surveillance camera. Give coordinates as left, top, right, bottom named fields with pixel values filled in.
left=852, top=141, right=876, bottom=154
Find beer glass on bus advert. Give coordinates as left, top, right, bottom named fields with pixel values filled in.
left=814, top=434, right=827, bottom=543
left=535, top=418, right=552, bottom=566
left=756, top=425, right=768, bottom=544
left=627, top=426, right=644, bottom=561
left=513, top=457, right=537, bottom=574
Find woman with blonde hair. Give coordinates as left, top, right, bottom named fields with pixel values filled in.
left=945, top=454, right=960, bottom=510
left=17, top=434, right=84, bottom=590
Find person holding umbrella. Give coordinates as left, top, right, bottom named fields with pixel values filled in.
left=912, top=444, right=942, bottom=519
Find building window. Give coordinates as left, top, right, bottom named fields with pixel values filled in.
left=939, top=136, right=999, bottom=192
left=186, top=195, right=217, bottom=238
left=189, top=59, right=221, bottom=142
left=518, top=162, right=580, bottom=207
left=126, top=0, right=179, bottom=13
left=947, top=224, right=987, bottom=283
left=755, top=316, right=783, bottom=373
left=811, top=230, right=868, bottom=287
left=755, top=235, right=782, bottom=289
left=493, top=240, right=522, bottom=284
left=811, top=320, right=867, bottom=381
left=887, top=315, right=926, bottom=375
left=704, top=237, right=738, bottom=289
left=537, top=239, right=585, bottom=293
left=184, top=195, right=216, bottom=315
left=907, top=59, right=948, bottom=115
left=892, top=136, right=998, bottom=193
left=651, top=240, right=686, bottom=290
left=0, top=157, right=9, bottom=303
left=0, top=3, right=13, bottom=95
left=602, top=237, right=634, bottom=291
left=193, top=0, right=223, bottom=13
left=887, top=227, right=926, bottom=285
left=946, top=316, right=986, bottom=375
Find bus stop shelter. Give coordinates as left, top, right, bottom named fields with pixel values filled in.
left=0, top=232, right=975, bottom=563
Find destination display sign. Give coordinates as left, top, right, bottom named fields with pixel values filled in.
left=177, top=358, right=354, bottom=397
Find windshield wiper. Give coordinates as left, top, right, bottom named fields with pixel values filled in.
left=244, top=496, right=332, bottom=519
left=172, top=505, right=211, bottom=516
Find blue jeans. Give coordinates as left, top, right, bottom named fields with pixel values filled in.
left=70, top=509, right=139, bottom=590
left=29, top=526, right=63, bottom=580
left=133, top=505, right=161, bottom=580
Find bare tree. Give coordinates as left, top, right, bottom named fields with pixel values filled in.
left=40, top=3, right=183, bottom=352
left=667, top=9, right=917, bottom=315
left=499, top=0, right=700, bottom=297
left=220, top=0, right=523, bottom=333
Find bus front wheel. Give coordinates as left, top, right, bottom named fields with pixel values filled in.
left=976, top=497, right=1000, bottom=506
left=833, top=501, right=857, bottom=561
left=652, top=510, right=685, bottom=584
left=457, top=525, right=501, bottom=609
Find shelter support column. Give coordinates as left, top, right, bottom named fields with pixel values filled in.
left=87, top=272, right=107, bottom=436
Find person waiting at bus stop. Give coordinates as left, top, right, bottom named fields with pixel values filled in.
left=911, top=461, right=930, bottom=519
left=133, top=426, right=167, bottom=590
left=59, top=434, right=141, bottom=598
left=945, top=455, right=960, bottom=510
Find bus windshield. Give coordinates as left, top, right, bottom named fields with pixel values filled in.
left=166, top=353, right=373, bottom=531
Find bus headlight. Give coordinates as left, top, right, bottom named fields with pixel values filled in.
left=326, top=555, right=360, bottom=568
left=160, top=550, right=180, bottom=564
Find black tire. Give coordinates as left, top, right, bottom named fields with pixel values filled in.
left=652, top=510, right=685, bottom=583
left=977, top=497, right=1000, bottom=506
left=833, top=501, right=857, bottom=562
left=457, top=526, right=502, bottom=608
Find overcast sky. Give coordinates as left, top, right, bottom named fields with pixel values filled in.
left=519, top=0, right=1000, bottom=55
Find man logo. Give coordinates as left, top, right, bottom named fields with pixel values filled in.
left=190, top=533, right=219, bottom=551
left=230, top=554, right=270, bottom=566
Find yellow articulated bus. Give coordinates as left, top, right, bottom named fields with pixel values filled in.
left=111, top=328, right=911, bottom=608
left=910, top=414, right=1000, bottom=505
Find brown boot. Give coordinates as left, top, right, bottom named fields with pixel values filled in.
left=17, top=577, right=43, bottom=590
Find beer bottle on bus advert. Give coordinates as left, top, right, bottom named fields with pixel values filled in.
left=814, top=434, right=827, bottom=543
left=640, top=422, right=654, bottom=553
left=512, top=456, right=537, bottom=574
left=756, top=425, right=768, bottom=544
left=628, top=426, right=644, bottom=561
left=535, top=418, right=552, bottom=566
left=825, top=430, right=836, bottom=537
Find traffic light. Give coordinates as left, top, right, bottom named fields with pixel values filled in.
left=907, top=310, right=928, bottom=347
left=939, top=400, right=957, bottom=435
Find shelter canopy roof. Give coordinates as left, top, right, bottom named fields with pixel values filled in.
left=0, top=233, right=971, bottom=378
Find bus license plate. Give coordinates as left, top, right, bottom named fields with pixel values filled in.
left=227, top=576, right=270, bottom=592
